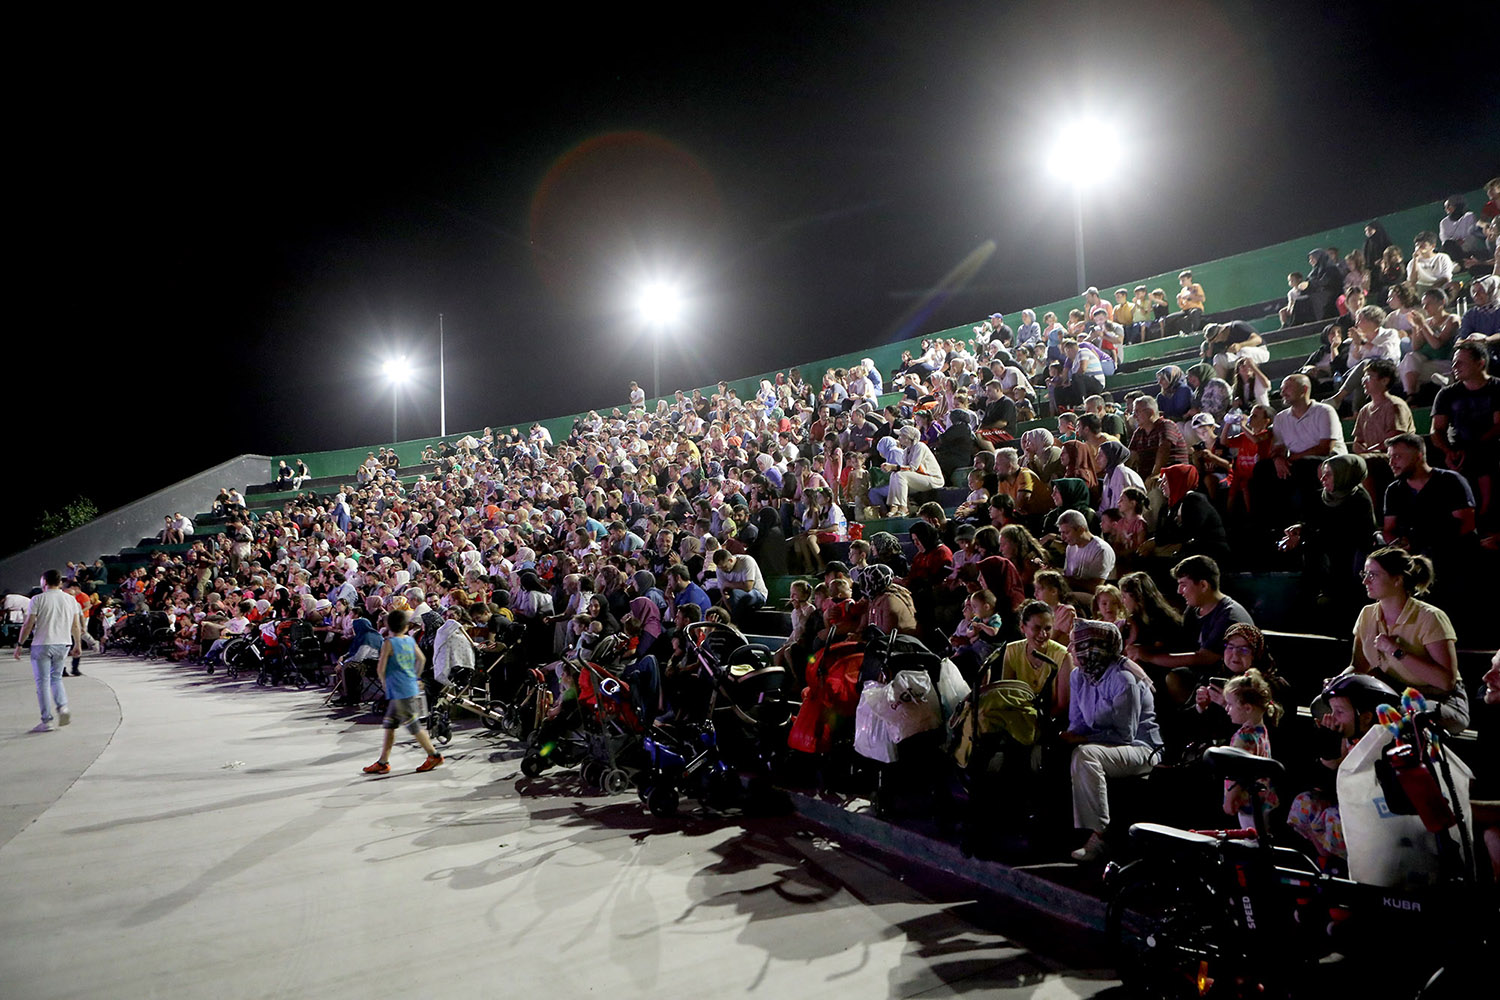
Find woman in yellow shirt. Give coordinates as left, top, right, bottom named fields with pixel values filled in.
left=1346, top=546, right=1465, bottom=733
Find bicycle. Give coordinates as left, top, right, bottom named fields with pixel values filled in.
left=1104, top=705, right=1491, bottom=998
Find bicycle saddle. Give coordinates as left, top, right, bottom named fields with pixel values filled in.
left=1205, top=746, right=1285, bottom=783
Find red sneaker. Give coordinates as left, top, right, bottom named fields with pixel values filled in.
left=362, top=760, right=390, bottom=774
left=415, top=754, right=443, bottom=772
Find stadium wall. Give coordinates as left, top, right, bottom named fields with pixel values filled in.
left=0, top=454, right=274, bottom=594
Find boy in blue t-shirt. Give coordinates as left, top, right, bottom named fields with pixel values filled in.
left=363, top=608, right=443, bottom=774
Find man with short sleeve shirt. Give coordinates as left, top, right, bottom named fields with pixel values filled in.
left=712, top=549, right=767, bottom=624
left=14, top=569, right=82, bottom=731
left=1255, top=374, right=1345, bottom=525
left=1129, top=556, right=1252, bottom=698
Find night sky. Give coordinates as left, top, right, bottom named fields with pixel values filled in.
left=9, top=1, right=1498, bottom=557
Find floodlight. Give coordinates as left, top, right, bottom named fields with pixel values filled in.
left=637, top=282, right=684, bottom=326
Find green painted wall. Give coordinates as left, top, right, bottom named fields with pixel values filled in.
left=276, top=192, right=1474, bottom=480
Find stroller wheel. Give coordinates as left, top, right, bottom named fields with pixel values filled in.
left=581, top=761, right=603, bottom=789
left=602, top=768, right=631, bottom=795
left=520, top=754, right=545, bottom=778
left=647, top=784, right=680, bottom=818
left=204, top=665, right=215, bottom=675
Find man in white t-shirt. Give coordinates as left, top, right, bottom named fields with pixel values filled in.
left=1256, top=374, right=1346, bottom=525
left=14, top=569, right=82, bottom=732
left=1059, top=510, right=1116, bottom=594
left=712, top=549, right=767, bottom=624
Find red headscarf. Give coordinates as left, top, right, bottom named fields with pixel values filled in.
left=1160, top=464, right=1200, bottom=507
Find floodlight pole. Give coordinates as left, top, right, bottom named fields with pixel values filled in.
left=652, top=332, right=661, bottom=404
left=392, top=385, right=399, bottom=443
left=438, top=313, right=446, bottom=438
left=1072, top=182, right=1086, bottom=293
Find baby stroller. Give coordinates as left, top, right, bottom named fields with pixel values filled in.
left=446, top=618, right=550, bottom=738
left=850, top=630, right=958, bottom=819
left=519, top=634, right=646, bottom=794
left=116, top=610, right=174, bottom=659
left=276, top=619, right=326, bottom=686
left=636, top=622, right=798, bottom=817
left=220, top=628, right=268, bottom=681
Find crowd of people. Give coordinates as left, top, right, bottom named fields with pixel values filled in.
left=14, top=184, right=1498, bottom=878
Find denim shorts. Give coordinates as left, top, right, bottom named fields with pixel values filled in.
left=382, top=694, right=429, bottom=734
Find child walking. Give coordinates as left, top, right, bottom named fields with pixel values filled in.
left=363, top=608, right=444, bottom=774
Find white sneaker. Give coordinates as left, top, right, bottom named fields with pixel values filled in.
left=58, top=707, right=71, bottom=727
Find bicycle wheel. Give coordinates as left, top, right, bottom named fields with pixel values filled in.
left=1105, top=859, right=1241, bottom=998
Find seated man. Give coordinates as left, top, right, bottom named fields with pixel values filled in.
left=1058, top=509, right=1115, bottom=596
left=1161, top=269, right=1206, bottom=339
left=1429, top=341, right=1498, bottom=524
left=1383, top=432, right=1476, bottom=564
left=1127, top=395, right=1189, bottom=478
left=1063, top=618, right=1162, bottom=862
left=1253, top=374, right=1345, bottom=528
left=712, top=548, right=768, bottom=624
left=1129, top=555, right=1253, bottom=705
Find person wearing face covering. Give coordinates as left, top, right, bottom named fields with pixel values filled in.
left=1184, top=363, right=1230, bottom=423
left=862, top=562, right=919, bottom=637
left=1062, top=618, right=1162, bottom=862
left=1153, top=464, right=1230, bottom=566
left=1097, top=440, right=1145, bottom=513
left=1279, top=454, right=1378, bottom=615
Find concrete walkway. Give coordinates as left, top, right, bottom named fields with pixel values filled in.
left=0, top=653, right=1116, bottom=1000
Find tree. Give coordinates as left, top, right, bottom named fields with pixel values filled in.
left=34, top=497, right=99, bottom=544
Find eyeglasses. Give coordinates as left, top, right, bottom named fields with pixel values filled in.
left=1360, top=570, right=1380, bottom=580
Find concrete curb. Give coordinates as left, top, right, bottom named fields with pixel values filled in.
left=787, top=790, right=1107, bottom=932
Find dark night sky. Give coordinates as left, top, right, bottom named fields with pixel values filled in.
left=8, top=1, right=1498, bottom=556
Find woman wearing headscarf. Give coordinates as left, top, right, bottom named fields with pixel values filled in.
left=1184, top=363, right=1230, bottom=423
left=1059, top=439, right=1100, bottom=506
left=1063, top=618, right=1163, bottom=862
left=869, top=424, right=943, bottom=518
left=1280, top=454, right=1377, bottom=616
left=1153, top=465, right=1230, bottom=566
left=1362, top=219, right=1394, bottom=274
left=1041, top=477, right=1099, bottom=537
left=862, top=562, right=919, bottom=638
left=1020, top=428, right=1064, bottom=488
left=1154, top=365, right=1194, bottom=422
left=1096, top=440, right=1145, bottom=513
left=868, top=531, right=910, bottom=578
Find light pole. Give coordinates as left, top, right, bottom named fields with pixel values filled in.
left=438, top=313, right=446, bottom=438
left=637, top=282, right=684, bottom=402
left=381, top=357, right=408, bottom=441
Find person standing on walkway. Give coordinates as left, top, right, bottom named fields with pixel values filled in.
left=14, top=569, right=82, bottom=732
left=362, top=608, right=443, bottom=775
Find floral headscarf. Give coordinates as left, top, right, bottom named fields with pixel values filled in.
left=1071, top=618, right=1123, bottom=683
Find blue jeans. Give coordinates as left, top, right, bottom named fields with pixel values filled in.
left=31, top=644, right=70, bottom=722
left=723, top=589, right=766, bottom=623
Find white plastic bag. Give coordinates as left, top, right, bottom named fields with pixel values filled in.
left=875, top=669, right=942, bottom=743
left=1338, top=726, right=1473, bottom=889
left=854, top=684, right=900, bottom=763
left=935, top=657, right=971, bottom=719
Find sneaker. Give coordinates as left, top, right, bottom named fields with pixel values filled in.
left=58, top=707, right=71, bottom=727
left=415, top=754, right=444, bottom=773
left=30, top=721, right=54, bottom=733
left=1070, top=832, right=1108, bottom=863
left=362, top=760, right=390, bottom=774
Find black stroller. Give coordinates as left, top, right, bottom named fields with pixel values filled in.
left=114, top=610, right=174, bottom=659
